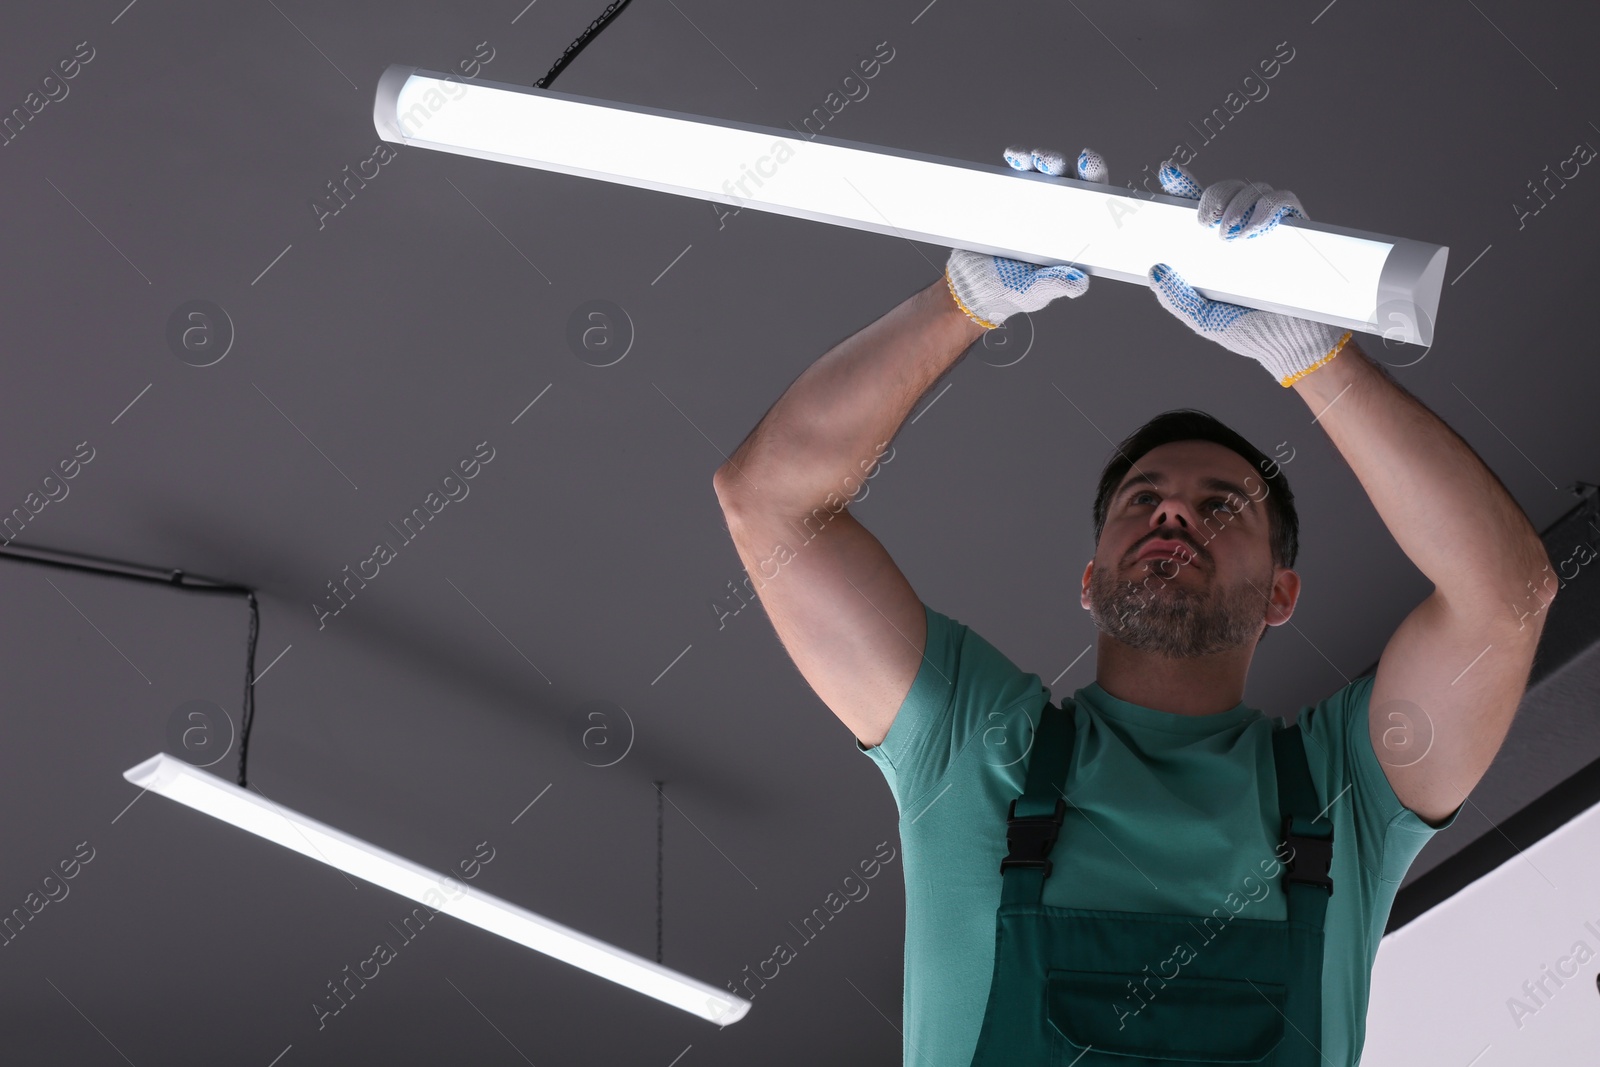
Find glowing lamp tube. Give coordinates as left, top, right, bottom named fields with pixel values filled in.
left=122, top=753, right=749, bottom=1026
left=373, top=64, right=1447, bottom=347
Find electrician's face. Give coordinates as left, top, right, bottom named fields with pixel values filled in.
left=1082, top=440, right=1283, bottom=658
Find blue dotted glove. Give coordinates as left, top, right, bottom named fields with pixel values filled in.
left=944, top=146, right=1107, bottom=328
left=1147, top=161, right=1353, bottom=387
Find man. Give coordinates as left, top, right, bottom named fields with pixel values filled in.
left=711, top=146, right=1552, bottom=1066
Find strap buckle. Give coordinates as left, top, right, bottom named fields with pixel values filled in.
left=1001, top=797, right=1067, bottom=877
left=1281, top=814, right=1334, bottom=894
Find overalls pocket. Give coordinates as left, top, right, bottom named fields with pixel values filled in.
left=1047, top=967, right=1287, bottom=1064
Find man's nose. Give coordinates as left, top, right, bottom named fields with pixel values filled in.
left=1152, top=499, right=1193, bottom=529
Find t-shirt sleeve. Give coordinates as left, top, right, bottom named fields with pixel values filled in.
left=1295, top=671, right=1461, bottom=885
left=854, top=602, right=1049, bottom=813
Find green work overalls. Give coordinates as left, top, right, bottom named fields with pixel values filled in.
left=968, top=698, right=1334, bottom=1066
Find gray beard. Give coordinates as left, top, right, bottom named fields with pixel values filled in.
left=1088, top=557, right=1271, bottom=658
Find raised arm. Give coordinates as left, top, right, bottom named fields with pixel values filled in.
left=1140, top=159, right=1553, bottom=826
left=712, top=144, right=1106, bottom=746
left=1290, top=342, right=1550, bottom=826
left=712, top=277, right=984, bottom=747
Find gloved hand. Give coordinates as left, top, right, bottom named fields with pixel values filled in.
left=943, top=146, right=1108, bottom=329
left=1146, top=161, right=1353, bottom=387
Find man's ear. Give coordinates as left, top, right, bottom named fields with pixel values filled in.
left=1080, top=560, right=1095, bottom=612
left=1264, top=567, right=1301, bottom=628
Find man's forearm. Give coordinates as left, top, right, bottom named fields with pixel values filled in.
left=1290, top=341, right=1551, bottom=612
left=714, top=276, right=986, bottom=510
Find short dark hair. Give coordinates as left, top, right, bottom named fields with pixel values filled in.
left=1092, top=409, right=1298, bottom=571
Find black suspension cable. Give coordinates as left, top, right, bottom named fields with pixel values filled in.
left=0, top=542, right=261, bottom=788
left=534, top=0, right=636, bottom=90
left=655, top=779, right=665, bottom=964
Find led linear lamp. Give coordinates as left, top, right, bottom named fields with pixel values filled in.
left=123, top=753, right=748, bottom=1026
left=373, top=65, right=1447, bottom=347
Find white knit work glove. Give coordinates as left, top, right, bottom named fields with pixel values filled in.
left=1146, top=161, right=1353, bottom=388
left=943, top=146, right=1108, bottom=329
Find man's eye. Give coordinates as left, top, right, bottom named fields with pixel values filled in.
left=1130, top=491, right=1233, bottom=515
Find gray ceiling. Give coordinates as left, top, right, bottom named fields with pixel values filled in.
left=1, top=0, right=1596, bottom=1063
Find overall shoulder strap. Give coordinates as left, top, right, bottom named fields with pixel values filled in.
left=999, top=699, right=1074, bottom=905
left=1017, top=699, right=1075, bottom=815
left=1272, top=718, right=1334, bottom=897
left=1272, top=719, right=1335, bottom=1058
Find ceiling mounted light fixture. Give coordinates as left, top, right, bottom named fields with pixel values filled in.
left=123, top=753, right=748, bottom=1026
left=373, top=65, right=1447, bottom=347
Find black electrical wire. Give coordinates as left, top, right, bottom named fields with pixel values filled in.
left=0, top=542, right=261, bottom=788
left=239, top=590, right=260, bottom=789
left=534, top=0, right=636, bottom=90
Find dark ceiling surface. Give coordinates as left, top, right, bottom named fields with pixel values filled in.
left=1, top=0, right=1596, bottom=1063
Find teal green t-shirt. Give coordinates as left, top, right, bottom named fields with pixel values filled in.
left=856, top=603, right=1459, bottom=1067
